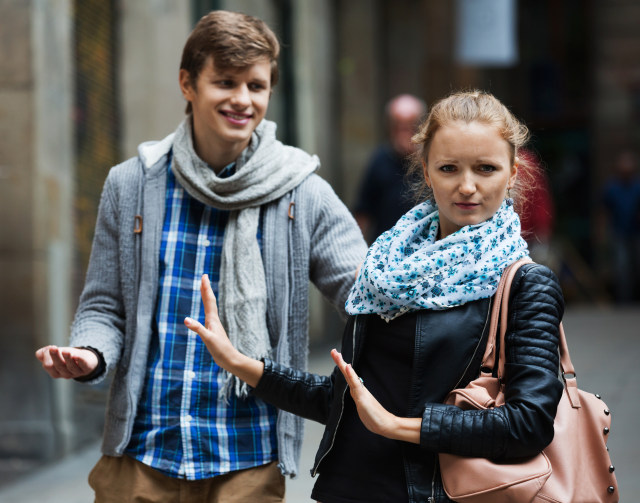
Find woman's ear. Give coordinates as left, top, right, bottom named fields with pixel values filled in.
left=422, top=160, right=431, bottom=188
left=508, top=157, right=519, bottom=189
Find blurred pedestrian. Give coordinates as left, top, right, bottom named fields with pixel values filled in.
left=601, top=149, right=640, bottom=303
left=187, top=90, right=564, bottom=502
left=517, top=148, right=557, bottom=268
left=34, top=10, right=366, bottom=503
left=354, top=94, right=426, bottom=243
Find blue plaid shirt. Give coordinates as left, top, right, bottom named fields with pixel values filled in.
left=126, top=159, right=278, bottom=479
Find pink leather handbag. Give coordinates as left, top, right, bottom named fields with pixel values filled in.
left=439, top=258, right=619, bottom=502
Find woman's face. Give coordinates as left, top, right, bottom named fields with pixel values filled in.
left=423, top=120, right=517, bottom=239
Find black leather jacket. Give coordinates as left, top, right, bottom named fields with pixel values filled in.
left=254, top=263, right=565, bottom=502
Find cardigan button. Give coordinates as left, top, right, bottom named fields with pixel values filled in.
left=604, top=408, right=610, bottom=415
left=609, top=465, right=615, bottom=473
left=603, top=427, right=610, bottom=435
left=596, top=394, right=602, bottom=399
left=608, top=486, right=615, bottom=493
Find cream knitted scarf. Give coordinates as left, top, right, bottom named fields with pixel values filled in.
left=172, top=116, right=318, bottom=397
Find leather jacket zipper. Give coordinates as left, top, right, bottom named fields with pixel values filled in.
left=312, top=316, right=359, bottom=476
left=428, top=454, right=438, bottom=502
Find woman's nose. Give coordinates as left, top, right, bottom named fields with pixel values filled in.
left=458, top=174, right=476, bottom=195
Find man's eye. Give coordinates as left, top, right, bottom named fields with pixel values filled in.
left=440, top=165, right=455, bottom=172
left=479, top=164, right=497, bottom=172
left=249, top=83, right=265, bottom=91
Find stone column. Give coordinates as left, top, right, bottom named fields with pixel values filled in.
left=0, top=0, right=75, bottom=465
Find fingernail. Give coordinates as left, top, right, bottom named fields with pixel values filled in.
left=184, top=317, right=193, bottom=325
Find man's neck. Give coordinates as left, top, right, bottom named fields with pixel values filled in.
left=191, top=125, right=248, bottom=174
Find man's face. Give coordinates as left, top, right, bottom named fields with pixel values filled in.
left=180, top=56, right=272, bottom=158
left=390, top=116, right=420, bottom=157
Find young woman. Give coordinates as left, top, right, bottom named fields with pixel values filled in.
left=185, top=90, right=564, bottom=502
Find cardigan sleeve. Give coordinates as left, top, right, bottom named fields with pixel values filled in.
left=419, top=263, right=565, bottom=460
left=69, top=169, right=128, bottom=382
left=306, top=176, right=368, bottom=312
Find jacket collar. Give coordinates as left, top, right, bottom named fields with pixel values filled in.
left=137, top=132, right=175, bottom=173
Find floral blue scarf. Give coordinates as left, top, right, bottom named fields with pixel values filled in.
left=345, top=199, right=529, bottom=320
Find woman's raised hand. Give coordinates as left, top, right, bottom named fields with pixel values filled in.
left=184, top=274, right=237, bottom=368
left=184, top=275, right=264, bottom=388
left=331, top=349, right=421, bottom=444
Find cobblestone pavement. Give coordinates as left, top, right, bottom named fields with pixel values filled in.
left=0, top=306, right=637, bottom=502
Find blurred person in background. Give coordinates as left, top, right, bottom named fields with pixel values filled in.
left=34, top=10, right=366, bottom=503
left=353, top=94, right=426, bottom=243
left=517, top=148, right=557, bottom=269
left=600, top=149, right=640, bottom=303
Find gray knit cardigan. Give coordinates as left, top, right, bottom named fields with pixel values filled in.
left=69, top=131, right=368, bottom=477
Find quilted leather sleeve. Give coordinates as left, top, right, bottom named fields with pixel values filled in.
left=420, top=263, right=565, bottom=460
left=253, top=358, right=338, bottom=425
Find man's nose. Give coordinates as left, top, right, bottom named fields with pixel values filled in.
left=230, top=84, right=250, bottom=107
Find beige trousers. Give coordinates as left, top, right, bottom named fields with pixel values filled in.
left=88, top=454, right=285, bottom=503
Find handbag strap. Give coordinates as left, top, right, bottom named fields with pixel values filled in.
left=480, top=258, right=531, bottom=372
left=481, top=258, right=581, bottom=408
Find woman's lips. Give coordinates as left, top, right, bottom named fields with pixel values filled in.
left=455, top=203, right=479, bottom=210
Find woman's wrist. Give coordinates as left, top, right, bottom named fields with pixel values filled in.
left=386, top=416, right=421, bottom=444
left=226, top=352, right=265, bottom=388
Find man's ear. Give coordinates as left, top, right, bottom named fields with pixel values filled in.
left=179, top=69, right=195, bottom=102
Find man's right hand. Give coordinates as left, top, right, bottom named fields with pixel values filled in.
left=35, top=345, right=99, bottom=379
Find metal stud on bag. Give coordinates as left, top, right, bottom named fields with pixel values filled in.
left=601, top=398, right=615, bottom=496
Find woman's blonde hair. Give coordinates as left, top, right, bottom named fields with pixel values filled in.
left=408, top=90, right=538, bottom=211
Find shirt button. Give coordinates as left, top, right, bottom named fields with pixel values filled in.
left=185, top=415, right=193, bottom=422
left=203, top=239, right=211, bottom=247
left=188, top=371, right=196, bottom=379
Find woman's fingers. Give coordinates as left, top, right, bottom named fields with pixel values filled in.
left=199, top=274, right=220, bottom=330
left=331, top=349, right=364, bottom=390
left=185, top=276, right=237, bottom=367
left=184, top=316, right=205, bottom=335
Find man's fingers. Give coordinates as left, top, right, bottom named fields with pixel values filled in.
left=49, top=347, right=70, bottom=372
left=46, top=347, right=71, bottom=378
left=35, top=345, right=54, bottom=364
left=35, top=346, right=61, bottom=377
left=61, top=350, right=84, bottom=375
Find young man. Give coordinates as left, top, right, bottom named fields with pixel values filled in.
left=35, top=11, right=367, bottom=502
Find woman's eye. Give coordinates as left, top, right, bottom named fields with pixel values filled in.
left=217, top=80, right=233, bottom=87
left=479, top=164, right=497, bottom=173
left=439, top=165, right=455, bottom=173
left=249, top=83, right=265, bottom=91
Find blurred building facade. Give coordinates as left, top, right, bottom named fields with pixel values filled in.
left=1, top=0, right=639, bottom=484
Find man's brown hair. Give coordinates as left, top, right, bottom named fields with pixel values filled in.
left=180, top=10, right=280, bottom=114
